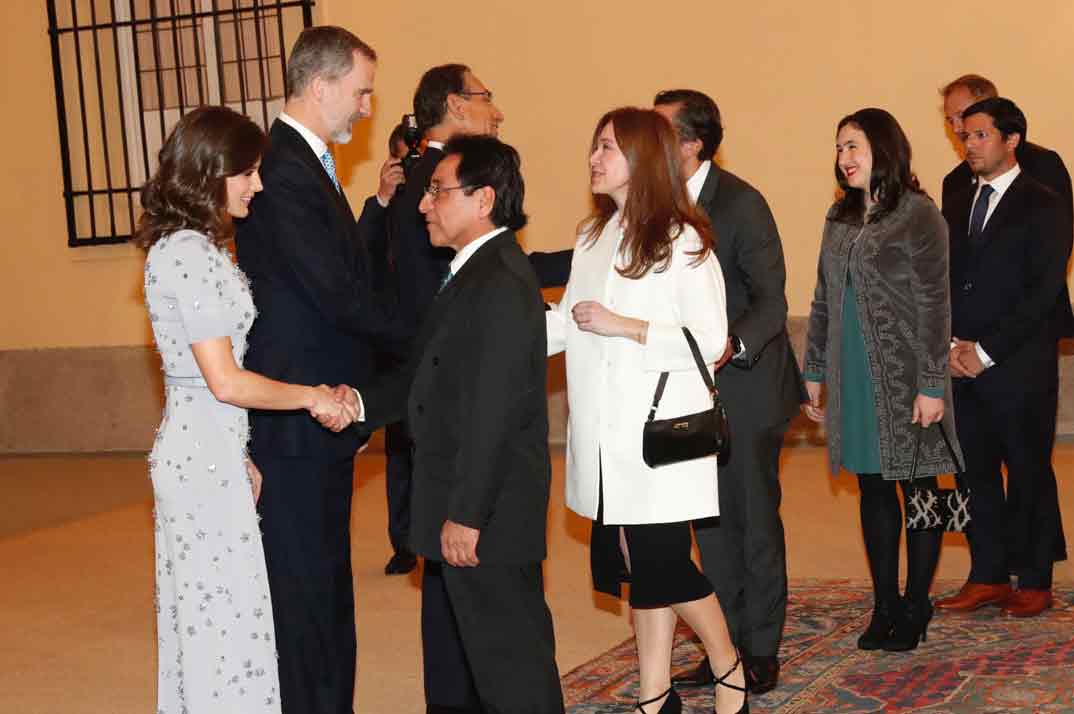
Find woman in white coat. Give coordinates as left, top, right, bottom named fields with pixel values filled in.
left=547, top=107, right=746, bottom=714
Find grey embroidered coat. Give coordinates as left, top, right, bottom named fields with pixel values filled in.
left=805, top=191, right=964, bottom=480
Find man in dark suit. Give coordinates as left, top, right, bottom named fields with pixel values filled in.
left=234, top=27, right=408, bottom=714
left=378, top=63, right=504, bottom=713
left=353, top=135, right=564, bottom=714
left=379, top=64, right=504, bottom=584
left=653, top=90, right=805, bottom=695
left=937, top=98, right=1071, bottom=618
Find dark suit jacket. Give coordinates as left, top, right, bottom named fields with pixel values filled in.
left=362, top=231, right=551, bottom=564
left=386, top=147, right=455, bottom=329
left=944, top=142, right=1074, bottom=338
left=697, top=165, right=806, bottom=423
left=235, top=120, right=411, bottom=459
left=945, top=171, right=1073, bottom=398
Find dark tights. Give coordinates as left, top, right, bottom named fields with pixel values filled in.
left=858, top=474, right=942, bottom=607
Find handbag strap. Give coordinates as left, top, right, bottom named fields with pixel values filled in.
left=647, top=327, right=717, bottom=422
left=908, top=421, right=963, bottom=483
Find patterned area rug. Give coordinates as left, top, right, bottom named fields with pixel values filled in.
left=562, top=580, right=1074, bottom=713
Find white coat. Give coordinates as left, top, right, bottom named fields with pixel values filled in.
left=548, top=214, right=728, bottom=525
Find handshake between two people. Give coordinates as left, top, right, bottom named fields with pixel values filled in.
left=308, top=384, right=362, bottom=432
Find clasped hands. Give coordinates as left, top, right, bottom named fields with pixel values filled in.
left=308, top=384, right=361, bottom=432
left=949, top=337, right=986, bottom=378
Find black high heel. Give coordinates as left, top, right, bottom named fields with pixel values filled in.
left=636, top=686, right=681, bottom=714
left=713, top=651, right=748, bottom=714
left=882, top=597, right=933, bottom=652
left=857, top=600, right=895, bottom=650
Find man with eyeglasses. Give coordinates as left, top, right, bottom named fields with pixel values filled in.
left=352, top=135, right=565, bottom=714
left=938, top=97, right=1072, bottom=619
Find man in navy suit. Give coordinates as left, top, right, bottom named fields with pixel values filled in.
left=937, top=98, right=1071, bottom=618
left=235, top=27, right=408, bottom=714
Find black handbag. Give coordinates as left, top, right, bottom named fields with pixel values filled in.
left=904, top=422, right=970, bottom=532
left=642, top=327, right=730, bottom=468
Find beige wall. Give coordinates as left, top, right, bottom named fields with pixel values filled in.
left=3, top=0, right=1073, bottom=350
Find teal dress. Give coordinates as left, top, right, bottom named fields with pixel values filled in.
left=804, top=266, right=945, bottom=477
left=839, top=275, right=882, bottom=474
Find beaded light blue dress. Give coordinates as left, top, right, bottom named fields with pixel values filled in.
left=144, top=230, right=280, bottom=713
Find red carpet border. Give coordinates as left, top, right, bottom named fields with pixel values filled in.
left=561, top=580, right=1074, bottom=713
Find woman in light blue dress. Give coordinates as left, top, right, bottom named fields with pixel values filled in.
left=135, top=106, right=355, bottom=714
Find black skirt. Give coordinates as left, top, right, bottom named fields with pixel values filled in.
left=590, top=471, right=714, bottom=609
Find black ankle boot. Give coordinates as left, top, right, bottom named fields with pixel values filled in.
left=636, top=686, right=681, bottom=714
left=857, top=600, right=895, bottom=650
left=882, top=597, right=933, bottom=652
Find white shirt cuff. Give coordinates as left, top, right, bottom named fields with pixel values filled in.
left=975, top=342, right=995, bottom=369
left=351, top=388, right=366, bottom=421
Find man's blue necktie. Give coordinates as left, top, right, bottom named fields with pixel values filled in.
left=320, top=151, right=341, bottom=193
left=968, top=183, right=995, bottom=239
left=438, top=270, right=454, bottom=293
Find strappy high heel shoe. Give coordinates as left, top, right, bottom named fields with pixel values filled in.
left=636, top=686, right=681, bottom=714
left=713, top=651, right=748, bottom=714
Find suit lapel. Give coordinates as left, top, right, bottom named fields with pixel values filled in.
left=269, top=120, right=356, bottom=222
left=414, top=231, right=515, bottom=350
left=974, top=172, right=1027, bottom=246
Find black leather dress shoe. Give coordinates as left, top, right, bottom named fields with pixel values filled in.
left=744, top=655, right=779, bottom=695
left=384, top=549, right=418, bottom=575
left=671, top=656, right=715, bottom=686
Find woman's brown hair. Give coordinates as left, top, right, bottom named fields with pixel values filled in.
left=133, top=105, right=267, bottom=249
left=582, top=107, right=713, bottom=278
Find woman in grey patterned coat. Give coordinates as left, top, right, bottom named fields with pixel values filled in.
left=803, top=108, right=963, bottom=653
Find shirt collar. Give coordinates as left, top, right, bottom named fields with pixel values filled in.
left=979, top=163, right=1021, bottom=200
left=278, top=112, right=328, bottom=159
left=449, top=226, right=508, bottom=276
left=686, top=160, right=712, bottom=203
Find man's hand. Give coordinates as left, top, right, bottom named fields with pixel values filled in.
left=375, top=157, right=405, bottom=205
left=714, top=337, right=734, bottom=372
left=441, top=520, right=480, bottom=567
left=803, top=381, right=824, bottom=422
left=950, top=339, right=985, bottom=378
left=309, top=385, right=354, bottom=432
left=333, top=385, right=361, bottom=422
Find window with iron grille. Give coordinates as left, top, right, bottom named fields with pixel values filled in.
left=46, top=0, right=315, bottom=247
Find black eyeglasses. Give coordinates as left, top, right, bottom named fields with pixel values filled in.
left=457, top=90, right=493, bottom=103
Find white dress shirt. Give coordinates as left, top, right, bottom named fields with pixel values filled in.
left=278, top=112, right=328, bottom=159
left=686, top=159, right=712, bottom=203
left=449, top=226, right=507, bottom=276
left=967, top=163, right=1022, bottom=369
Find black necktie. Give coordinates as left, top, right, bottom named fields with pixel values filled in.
left=968, top=183, right=995, bottom=239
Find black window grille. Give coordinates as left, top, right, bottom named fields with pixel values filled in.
left=46, top=0, right=315, bottom=247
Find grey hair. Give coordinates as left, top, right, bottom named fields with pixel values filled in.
left=285, top=26, right=377, bottom=99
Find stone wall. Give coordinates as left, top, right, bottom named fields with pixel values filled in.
left=3, top=318, right=1073, bottom=453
